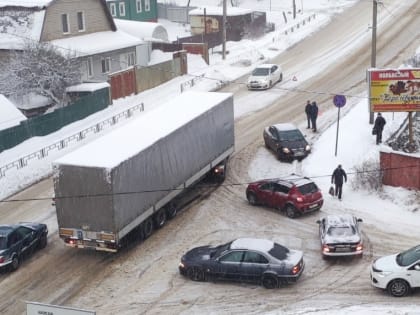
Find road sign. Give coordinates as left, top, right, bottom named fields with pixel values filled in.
left=333, top=95, right=346, bottom=108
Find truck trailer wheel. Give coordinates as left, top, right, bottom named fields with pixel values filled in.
left=142, top=218, right=154, bottom=239
left=153, top=209, right=167, bottom=228
left=165, top=203, right=177, bottom=219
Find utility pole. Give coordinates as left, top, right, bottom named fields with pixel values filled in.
left=222, top=0, right=227, bottom=60
left=369, top=0, right=378, bottom=124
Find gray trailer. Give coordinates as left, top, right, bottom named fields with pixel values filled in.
left=53, top=91, right=234, bottom=252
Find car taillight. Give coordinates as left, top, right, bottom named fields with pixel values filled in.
left=0, top=256, right=4, bottom=263
left=292, top=265, right=300, bottom=275
left=296, top=197, right=303, bottom=202
left=65, top=238, right=77, bottom=245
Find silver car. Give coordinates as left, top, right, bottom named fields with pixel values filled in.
left=316, top=214, right=363, bottom=258
left=247, top=63, right=283, bottom=90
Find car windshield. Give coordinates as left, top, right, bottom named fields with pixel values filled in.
left=327, top=226, right=356, bottom=237
left=0, top=236, right=6, bottom=249
left=279, top=129, right=303, bottom=141
left=212, top=242, right=232, bottom=258
left=298, top=183, right=318, bottom=194
left=252, top=68, right=269, bottom=76
left=268, top=243, right=290, bottom=260
left=396, top=245, right=420, bottom=266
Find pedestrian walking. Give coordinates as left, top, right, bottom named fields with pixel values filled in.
left=373, top=112, right=386, bottom=145
left=310, top=101, right=318, bottom=132
left=331, top=164, right=347, bottom=200
left=305, top=100, right=312, bottom=129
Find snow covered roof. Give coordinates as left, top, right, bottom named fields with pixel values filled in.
left=0, top=0, right=53, bottom=8
left=189, top=6, right=252, bottom=17
left=324, top=214, right=356, bottom=227
left=114, top=19, right=169, bottom=42
left=255, top=64, right=277, bottom=69
left=66, top=82, right=110, bottom=93
left=0, top=94, right=27, bottom=131
left=54, top=91, right=233, bottom=168
left=11, top=93, right=52, bottom=110
left=273, top=123, right=298, bottom=131
left=230, top=238, right=274, bottom=252
left=0, top=10, right=45, bottom=50
left=49, top=30, right=143, bottom=57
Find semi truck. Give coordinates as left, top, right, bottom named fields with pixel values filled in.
left=53, top=91, right=234, bottom=252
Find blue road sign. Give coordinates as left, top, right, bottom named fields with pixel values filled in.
left=333, top=95, right=346, bottom=108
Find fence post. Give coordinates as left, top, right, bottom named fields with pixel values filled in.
left=18, top=158, right=26, bottom=168
left=38, top=148, right=47, bottom=159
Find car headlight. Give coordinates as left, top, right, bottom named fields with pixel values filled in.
left=179, top=262, right=185, bottom=268
left=377, top=271, right=392, bottom=277
left=305, top=145, right=311, bottom=151
left=282, top=147, right=290, bottom=154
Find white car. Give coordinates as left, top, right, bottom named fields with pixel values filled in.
left=247, top=64, right=283, bottom=90
left=316, top=214, right=363, bottom=258
left=370, top=245, right=420, bottom=297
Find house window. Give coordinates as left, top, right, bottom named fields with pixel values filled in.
left=110, top=3, right=116, bottom=16
left=145, top=0, right=150, bottom=11
left=101, top=57, right=111, bottom=73
left=87, top=57, right=94, bottom=77
left=61, top=14, right=70, bottom=34
left=125, top=52, right=135, bottom=67
left=136, top=0, right=142, bottom=13
left=119, top=2, right=126, bottom=16
left=77, top=12, right=85, bottom=32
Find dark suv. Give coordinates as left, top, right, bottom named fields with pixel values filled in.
left=0, top=223, right=48, bottom=272
left=263, top=123, right=311, bottom=161
left=246, top=174, right=323, bottom=218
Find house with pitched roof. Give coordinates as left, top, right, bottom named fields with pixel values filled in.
left=105, top=0, right=158, bottom=22
left=0, top=0, right=145, bottom=82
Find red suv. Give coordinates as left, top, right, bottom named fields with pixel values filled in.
left=246, top=174, right=323, bottom=218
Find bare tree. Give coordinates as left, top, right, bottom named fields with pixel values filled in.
left=0, top=41, right=82, bottom=108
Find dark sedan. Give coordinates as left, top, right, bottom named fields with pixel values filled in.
left=263, top=123, right=311, bottom=161
left=0, top=222, right=48, bottom=272
left=179, top=238, right=304, bottom=289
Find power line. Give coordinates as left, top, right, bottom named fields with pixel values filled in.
left=0, top=164, right=417, bottom=203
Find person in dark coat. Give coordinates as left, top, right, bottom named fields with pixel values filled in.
left=305, top=100, right=312, bottom=129
left=331, top=164, right=347, bottom=200
left=310, top=101, right=318, bottom=132
left=373, top=112, right=386, bottom=145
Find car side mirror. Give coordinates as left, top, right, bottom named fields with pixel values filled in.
left=316, top=220, right=321, bottom=224
left=357, top=218, right=363, bottom=222
left=415, top=264, right=420, bottom=271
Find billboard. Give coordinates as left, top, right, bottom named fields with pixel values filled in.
left=367, top=68, right=420, bottom=112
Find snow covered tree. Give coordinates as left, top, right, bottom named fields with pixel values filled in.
left=0, top=41, right=82, bottom=108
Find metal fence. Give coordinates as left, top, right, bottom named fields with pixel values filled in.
left=0, top=87, right=110, bottom=152
left=0, top=102, right=144, bottom=179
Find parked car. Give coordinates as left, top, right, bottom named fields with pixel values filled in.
left=263, top=123, right=311, bottom=161
left=247, top=63, right=282, bottom=90
left=370, top=245, right=420, bottom=297
left=179, top=238, right=304, bottom=289
left=246, top=174, right=323, bottom=218
left=316, top=214, right=363, bottom=259
left=0, top=223, right=48, bottom=272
